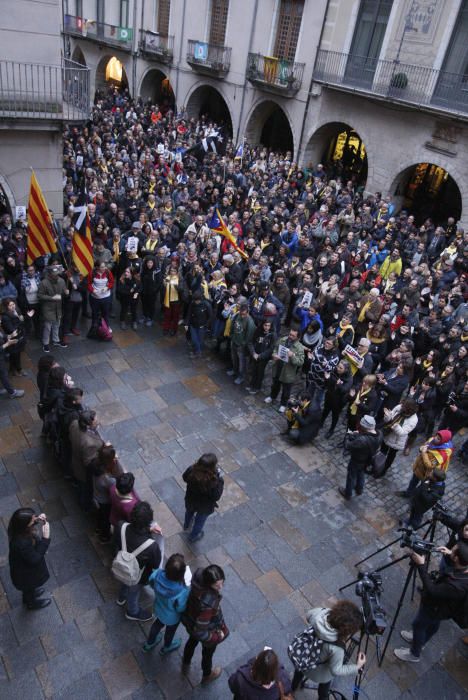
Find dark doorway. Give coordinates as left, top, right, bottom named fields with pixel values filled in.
left=394, top=163, right=462, bottom=224
left=186, top=85, right=232, bottom=136
left=260, top=108, right=293, bottom=153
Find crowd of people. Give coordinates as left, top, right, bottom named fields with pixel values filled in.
left=2, top=83, right=468, bottom=693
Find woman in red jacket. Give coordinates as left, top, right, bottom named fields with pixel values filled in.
left=88, top=262, right=114, bottom=328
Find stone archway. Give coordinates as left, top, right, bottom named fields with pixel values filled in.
left=95, top=55, right=129, bottom=96
left=244, top=100, right=294, bottom=155
left=391, top=162, right=462, bottom=225
left=0, top=174, right=14, bottom=218
left=185, top=85, right=233, bottom=136
left=139, top=69, right=175, bottom=112
left=71, top=45, right=86, bottom=66
left=303, top=121, right=368, bottom=187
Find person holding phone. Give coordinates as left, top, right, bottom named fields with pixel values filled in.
left=0, top=325, right=24, bottom=398
left=8, top=508, right=51, bottom=609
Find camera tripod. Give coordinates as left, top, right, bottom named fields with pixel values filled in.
left=339, top=515, right=439, bottom=669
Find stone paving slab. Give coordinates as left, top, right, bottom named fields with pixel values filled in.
left=0, top=326, right=466, bottom=698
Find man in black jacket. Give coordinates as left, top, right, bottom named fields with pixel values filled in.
left=114, top=501, right=162, bottom=622
left=406, top=468, right=446, bottom=529
left=246, top=319, right=276, bottom=394
left=394, top=541, right=468, bottom=662
left=185, top=290, right=212, bottom=358
left=340, top=414, right=382, bottom=500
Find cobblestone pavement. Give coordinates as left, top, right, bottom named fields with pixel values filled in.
left=0, top=324, right=467, bottom=699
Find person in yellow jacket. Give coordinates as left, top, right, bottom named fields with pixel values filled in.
left=380, top=249, right=403, bottom=280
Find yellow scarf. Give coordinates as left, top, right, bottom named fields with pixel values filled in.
left=163, top=274, right=179, bottom=308
left=350, top=387, right=370, bottom=415
left=358, top=300, right=372, bottom=323
left=338, top=322, right=355, bottom=345
left=145, top=238, right=158, bottom=251
left=112, top=240, right=120, bottom=263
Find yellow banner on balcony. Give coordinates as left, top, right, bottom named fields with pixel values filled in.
left=264, top=56, right=278, bottom=84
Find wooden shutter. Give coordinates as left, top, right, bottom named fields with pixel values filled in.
left=274, top=0, right=304, bottom=61
left=209, top=0, right=229, bottom=46
left=158, top=0, right=171, bottom=35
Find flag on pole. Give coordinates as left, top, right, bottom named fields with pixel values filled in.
left=26, top=171, right=57, bottom=264
left=234, top=143, right=244, bottom=159
left=72, top=186, right=94, bottom=277
left=207, top=208, right=248, bottom=259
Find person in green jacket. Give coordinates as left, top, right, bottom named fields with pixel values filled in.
left=265, top=326, right=304, bottom=412
left=227, top=303, right=256, bottom=385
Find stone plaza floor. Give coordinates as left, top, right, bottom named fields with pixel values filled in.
left=0, top=323, right=467, bottom=699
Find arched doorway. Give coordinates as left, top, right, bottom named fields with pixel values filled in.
left=140, top=69, right=175, bottom=113
left=245, top=101, right=293, bottom=155
left=186, top=85, right=232, bottom=135
left=95, top=55, right=129, bottom=97
left=392, top=163, right=462, bottom=225
left=304, top=122, right=368, bottom=188
left=71, top=46, right=86, bottom=66
left=0, top=180, right=12, bottom=218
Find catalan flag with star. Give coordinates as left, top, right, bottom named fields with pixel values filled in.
left=207, top=208, right=248, bottom=259
left=71, top=183, right=94, bottom=277
left=26, top=171, right=57, bottom=264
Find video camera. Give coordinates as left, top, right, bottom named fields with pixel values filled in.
left=355, top=571, right=387, bottom=636
left=398, top=527, right=437, bottom=556
left=432, top=502, right=460, bottom=530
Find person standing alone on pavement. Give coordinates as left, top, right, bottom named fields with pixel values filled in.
left=183, top=453, right=224, bottom=543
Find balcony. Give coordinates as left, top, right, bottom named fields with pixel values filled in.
left=0, top=59, right=90, bottom=121
left=246, top=53, right=305, bottom=96
left=313, top=49, right=468, bottom=118
left=186, top=40, right=231, bottom=77
left=63, top=14, right=133, bottom=52
left=140, top=31, right=174, bottom=65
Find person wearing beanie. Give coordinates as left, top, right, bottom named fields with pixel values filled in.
left=406, top=468, right=446, bottom=529
left=339, top=414, right=382, bottom=500
left=397, top=430, right=453, bottom=498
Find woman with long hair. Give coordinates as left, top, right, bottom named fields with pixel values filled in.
left=228, top=647, right=293, bottom=699
left=1, top=298, right=27, bottom=375
left=90, top=443, right=123, bottom=543
left=162, top=261, right=181, bottom=336
left=182, top=453, right=224, bottom=543
left=8, top=508, right=51, bottom=610
left=291, top=600, right=365, bottom=696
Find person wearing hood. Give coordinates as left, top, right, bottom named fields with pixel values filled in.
left=181, top=564, right=227, bottom=684
left=228, top=647, right=292, bottom=700
left=320, top=360, right=353, bottom=439
left=397, top=429, right=453, bottom=498
left=291, top=602, right=365, bottom=696
left=143, top=553, right=190, bottom=656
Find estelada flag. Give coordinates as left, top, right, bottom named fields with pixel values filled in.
left=26, top=171, right=58, bottom=264
left=207, top=208, right=248, bottom=259
left=71, top=186, right=94, bottom=277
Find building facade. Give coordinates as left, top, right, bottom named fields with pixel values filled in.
left=0, top=0, right=89, bottom=217
left=13, top=0, right=466, bottom=225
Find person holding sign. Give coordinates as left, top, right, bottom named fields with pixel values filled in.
left=264, top=327, right=304, bottom=413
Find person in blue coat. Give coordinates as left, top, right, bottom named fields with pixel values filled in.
left=143, top=553, right=190, bottom=655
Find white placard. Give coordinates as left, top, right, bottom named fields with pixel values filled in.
left=184, top=565, right=192, bottom=586
left=301, top=291, right=313, bottom=308
left=15, top=206, right=26, bottom=222
left=126, top=235, right=139, bottom=253
left=277, top=344, right=290, bottom=362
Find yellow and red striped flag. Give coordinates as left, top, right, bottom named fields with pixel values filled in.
left=72, top=186, right=94, bottom=277
left=26, top=171, right=58, bottom=264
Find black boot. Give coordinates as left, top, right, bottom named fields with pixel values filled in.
left=26, top=598, right=51, bottom=610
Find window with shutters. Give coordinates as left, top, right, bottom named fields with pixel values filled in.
left=274, top=0, right=304, bottom=61
left=158, top=0, right=170, bottom=35
left=209, top=0, right=229, bottom=46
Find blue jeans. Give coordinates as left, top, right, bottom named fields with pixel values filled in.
left=190, top=326, right=205, bottom=354
left=231, top=344, right=247, bottom=379
left=184, top=510, right=209, bottom=539
left=147, top=619, right=179, bottom=647
left=308, top=382, right=325, bottom=410
left=119, top=582, right=142, bottom=616
left=345, top=460, right=365, bottom=498
left=411, top=605, right=440, bottom=656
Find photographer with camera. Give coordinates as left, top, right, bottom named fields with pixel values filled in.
left=8, top=508, right=51, bottom=610
left=339, top=415, right=382, bottom=501
left=283, top=392, right=322, bottom=445
left=405, top=468, right=446, bottom=530
left=290, top=601, right=366, bottom=696
left=439, top=380, right=468, bottom=437
left=394, top=541, right=468, bottom=662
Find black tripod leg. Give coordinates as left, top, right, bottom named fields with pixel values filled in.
left=379, top=563, right=416, bottom=666
left=352, top=632, right=371, bottom=700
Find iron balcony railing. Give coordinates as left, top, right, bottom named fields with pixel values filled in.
left=139, top=30, right=174, bottom=63
left=186, top=39, right=231, bottom=75
left=0, top=59, right=90, bottom=120
left=63, top=14, right=133, bottom=51
left=247, top=53, right=305, bottom=95
left=313, top=49, right=468, bottom=116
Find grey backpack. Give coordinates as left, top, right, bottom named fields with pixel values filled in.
left=111, top=523, right=153, bottom=586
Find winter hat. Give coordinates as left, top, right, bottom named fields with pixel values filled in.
left=360, top=415, right=376, bottom=431
left=436, top=429, right=452, bottom=444
left=432, top=468, right=446, bottom=482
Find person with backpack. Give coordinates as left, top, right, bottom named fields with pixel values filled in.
left=289, top=601, right=366, bottom=696
left=143, top=553, right=190, bottom=656
left=228, top=647, right=293, bottom=699
left=113, top=501, right=162, bottom=622
left=339, top=415, right=382, bottom=500
left=181, top=564, right=228, bottom=684
left=182, top=453, right=224, bottom=543
left=394, top=542, right=468, bottom=662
